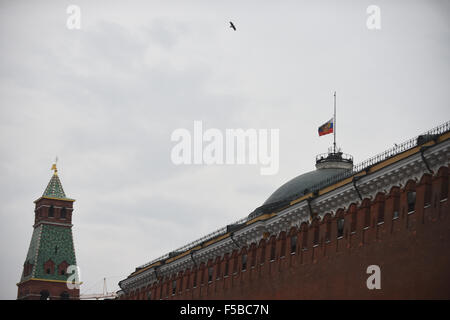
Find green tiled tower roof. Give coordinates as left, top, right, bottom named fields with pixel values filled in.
left=20, top=224, right=78, bottom=283
left=43, top=174, right=67, bottom=199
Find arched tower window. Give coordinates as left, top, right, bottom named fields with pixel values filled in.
left=58, top=261, right=69, bottom=275
left=44, top=259, right=55, bottom=275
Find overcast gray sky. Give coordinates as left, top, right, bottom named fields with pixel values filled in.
left=0, top=0, right=449, bottom=299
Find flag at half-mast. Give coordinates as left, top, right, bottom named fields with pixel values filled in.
left=318, top=118, right=334, bottom=136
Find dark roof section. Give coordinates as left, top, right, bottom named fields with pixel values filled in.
left=264, top=168, right=349, bottom=205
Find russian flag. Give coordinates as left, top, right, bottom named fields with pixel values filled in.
left=318, top=118, right=334, bottom=136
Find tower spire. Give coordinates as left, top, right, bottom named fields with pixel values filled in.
left=51, top=157, right=58, bottom=176
left=333, top=91, right=336, bottom=154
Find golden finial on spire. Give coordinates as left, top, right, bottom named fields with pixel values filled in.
left=51, top=156, right=58, bottom=175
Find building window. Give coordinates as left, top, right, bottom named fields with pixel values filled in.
left=407, top=191, right=416, bottom=212
left=172, top=280, right=176, bottom=295
left=393, top=195, right=400, bottom=219
left=378, top=202, right=385, bottom=223
left=290, top=235, right=297, bottom=254
left=186, top=273, right=190, bottom=290
left=280, top=237, right=286, bottom=258
left=302, top=229, right=308, bottom=249
left=165, top=280, right=169, bottom=297
left=337, top=218, right=344, bottom=238
left=48, top=206, right=54, bottom=218
left=313, top=226, right=319, bottom=245
left=200, top=268, right=205, bottom=285
left=364, top=209, right=370, bottom=228
left=60, top=291, right=70, bottom=300
left=351, top=212, right=357, bottom=232
left=60, top=207, right=67, bottom=219
left=441, top=174, right=448, bottom=200
left=40, top=290, right=50, bottom=300
left=58, top=261, right=69, bottom=276
left=208, top=267, right=213, bottom=283
left=193, top=270, right=197, bottom=287
left=260, top=244, right=266, bottom=263
left=147, top=291, right=152, bottom=300
left=270, top=240, right=276, bottom=261
left=216, top=262, right=221, bottom=280
left=241, top=254, right=247, bottom=271
left=224, top=260, right=229, bottom=276
left=44, top=259, right=54, bottom=275
left=325, top=220, right=331, bottom=242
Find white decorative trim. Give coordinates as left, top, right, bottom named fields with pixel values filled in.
left=120, top=139, right=449, bottom=292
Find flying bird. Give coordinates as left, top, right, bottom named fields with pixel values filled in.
left=229, top=21, right=236, bottom=31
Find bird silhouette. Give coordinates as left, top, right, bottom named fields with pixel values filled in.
left=229, top=21, right=236, bottom=31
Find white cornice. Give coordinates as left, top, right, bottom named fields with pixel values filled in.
left=120, top=139, right=450, bottom=292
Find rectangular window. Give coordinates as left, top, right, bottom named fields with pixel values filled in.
left=325, top=221, right=331, bottom=242
left=313, top=227, right=319, bottom=245
left=270, top=243, right=276, bottom=261
left=337, top=218, right=344, bottom=238
left=290, top=235, right=297, bottom=254
left=208, top=267, right=213, bottom=283
left=242, top=254, right=247, bottom=271
left=302, top=230, right=308, bottom=249
left=393, top=196, right=400, bottom=219
left=407, top=191, right=416, bottom=212
left=364, top=209, right=370, bottom=228
left=351, top=212, right=357, bottom=232
left=441, top=175, right=448, bottom=200
left=377, top=202, right=385, bottom=223
left=251, top=249, right=256, bottom=267
left=260, top=246, right=266, bottom=263
left=172, top=280, right=176, bottom=295
left=200, top=268, right=205, bottom=285
left=186, top=273, right=190, bottom=289
left=224, top=260, right=229, bottom=276
left=193, top=271, right=197, bottom=288
left=216, top=262, right=221, bottom=280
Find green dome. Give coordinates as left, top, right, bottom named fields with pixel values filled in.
left=264, top=168, right=347, bottom=205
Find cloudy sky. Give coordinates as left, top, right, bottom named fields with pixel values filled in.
left=0, top=0, right=449, bottom=299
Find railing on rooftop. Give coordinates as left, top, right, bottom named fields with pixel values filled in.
left=135, top=120, right=450, bottom=272
left=315, top=152, right=354, bottom=165
left=307, top=120, right=449, bottom=195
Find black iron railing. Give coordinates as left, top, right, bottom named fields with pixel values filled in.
left=135, top=120, right=450, bottom=272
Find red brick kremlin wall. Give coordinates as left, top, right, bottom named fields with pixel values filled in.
left=123, top=165, right=450, bottom=300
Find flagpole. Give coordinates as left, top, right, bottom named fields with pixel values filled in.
left=333, top=91, right=336, bottom=154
